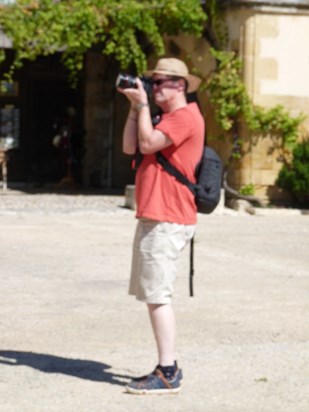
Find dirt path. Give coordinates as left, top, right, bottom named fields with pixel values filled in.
left=0, top=193, right=308, bottom=411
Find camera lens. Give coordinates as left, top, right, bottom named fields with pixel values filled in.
left=115, top=74, right=137, bottom=89
left=115, top=73, right=152, bottom=97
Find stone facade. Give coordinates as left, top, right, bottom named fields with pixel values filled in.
left=223, top=0, right=309, bottom=201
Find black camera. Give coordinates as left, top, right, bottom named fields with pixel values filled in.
left=116, top=73, right=152, bottom=96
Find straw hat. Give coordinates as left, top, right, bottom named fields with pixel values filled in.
left=145, top=57, right=201, bottom=93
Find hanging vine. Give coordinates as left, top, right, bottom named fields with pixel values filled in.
left=203, top=48, right=305, bottom=157
left=201, top=47, right=306, bottom=205
left=202, top=0, right=228, bottom=49
left=0, top=0, right=207, bottom=84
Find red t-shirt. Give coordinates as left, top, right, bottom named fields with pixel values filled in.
left=135, top=102, right=205, bottom=224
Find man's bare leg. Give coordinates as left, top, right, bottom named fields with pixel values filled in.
left=147, top=303, right=176, bottom=366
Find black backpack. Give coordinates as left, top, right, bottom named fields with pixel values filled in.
left=156, top=146, right=223, bottom=214
left=156, top=147, right=223, bottom=296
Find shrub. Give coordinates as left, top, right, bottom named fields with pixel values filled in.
left=277, top=140, right=309, bottom=206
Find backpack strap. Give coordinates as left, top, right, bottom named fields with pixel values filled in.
left=156, top=152, right=198, bottom=196
left=189, top=236, right=195, bottom=297
left=156, top=152, right=196, bottom=297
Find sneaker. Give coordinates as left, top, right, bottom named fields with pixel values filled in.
left=125, top=367, right=182, bottom=395
left=132, top=365, right=183, bottom=383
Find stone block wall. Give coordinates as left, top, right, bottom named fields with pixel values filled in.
left=225, top=4, right=309, bottom=201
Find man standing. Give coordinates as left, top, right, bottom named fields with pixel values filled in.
left=119, top=58, right=205, bottom=394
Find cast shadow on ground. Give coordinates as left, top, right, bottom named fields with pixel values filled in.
left=0, top=350, right=131, bottom=387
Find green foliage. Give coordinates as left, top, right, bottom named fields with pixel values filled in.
left=0, top=48, right=5, bottom=65
left=0, top=0, right=207, bottom=83
left=204, top=49, right=305, bottom=155
left=203, top=0, right=228, bottom=49
left=205, top=49, right=253, bottom=132
left=239, top=183, right=255, bottom=196
left=277, top=140, right=309, bottom=203
left=252, top=105, right=305, bottom=150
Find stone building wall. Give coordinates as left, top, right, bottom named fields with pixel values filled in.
left=223, top=1, right=309, bottom=200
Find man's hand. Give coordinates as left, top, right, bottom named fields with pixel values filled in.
left=117, top=78, right=148, bottom=109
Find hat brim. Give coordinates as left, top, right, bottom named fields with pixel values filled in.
left=144, top=69, right=201, bottom=93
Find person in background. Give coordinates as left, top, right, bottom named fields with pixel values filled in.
left=53, top=107, right=85, bottom=189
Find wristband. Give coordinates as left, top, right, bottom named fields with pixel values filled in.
left=136, top=103, right=149, bottom=112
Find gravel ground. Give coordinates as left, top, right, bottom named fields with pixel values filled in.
left=0, top=191, right=308, bottom=412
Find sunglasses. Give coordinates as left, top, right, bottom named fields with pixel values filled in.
left=152, top=77, right=180, bottom=87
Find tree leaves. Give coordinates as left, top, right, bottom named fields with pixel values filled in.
left=0, top=0, right=206, bottom=83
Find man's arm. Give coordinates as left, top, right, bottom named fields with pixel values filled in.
left=119, top=79, right=172, bottom=156
left=137, top=104, right=172, bottom=154
left=122, top=107, right=138, bottom=155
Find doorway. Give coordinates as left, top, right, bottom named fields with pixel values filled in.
left=28, top=79, right=81, bottom=186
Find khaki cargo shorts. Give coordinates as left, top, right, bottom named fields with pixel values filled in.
left=129, top=218, right=195, bottom=304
